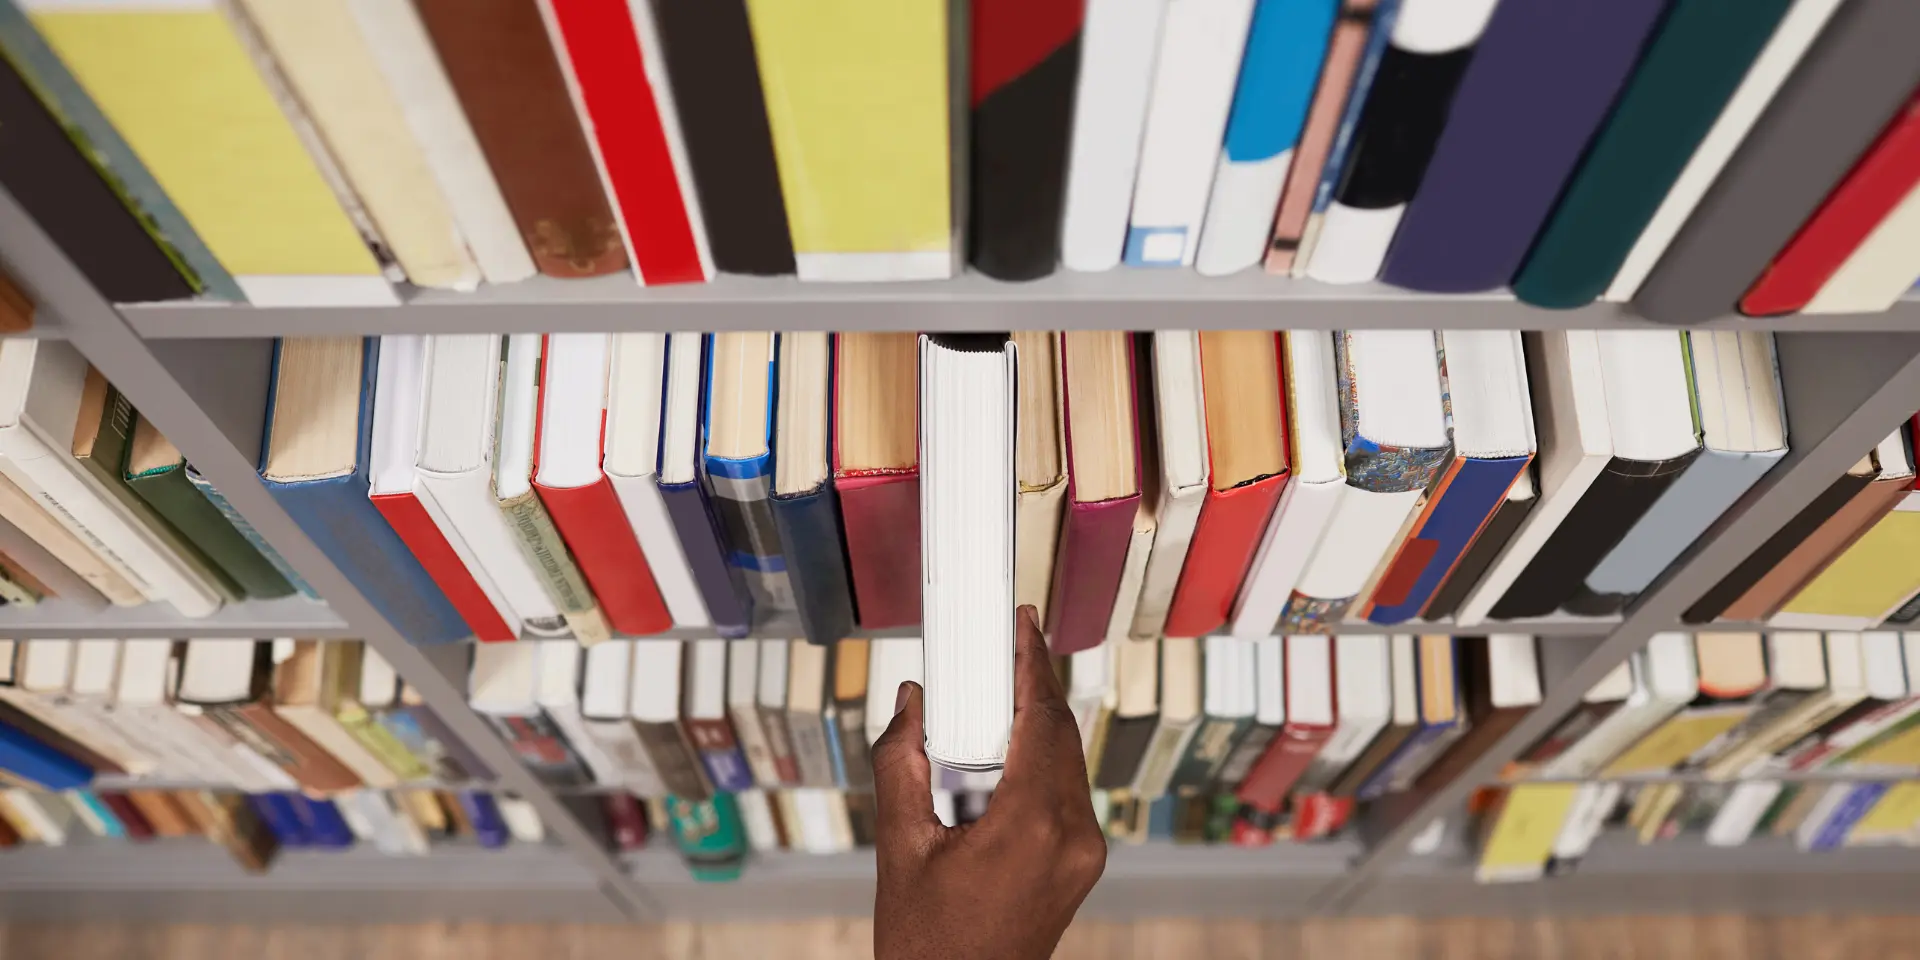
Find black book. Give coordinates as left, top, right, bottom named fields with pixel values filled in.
left=1683, top=467, right=1877, bottom=623
left=967, top=1, right=1082, bottom=280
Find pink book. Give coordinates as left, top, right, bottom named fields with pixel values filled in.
left=1264, top=0, right=1380, bottom=274
left=1044, top=333, right=1143, bottom=655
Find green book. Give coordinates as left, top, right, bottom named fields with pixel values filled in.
left=69, top=371, right=241, bottom=602
left=668, top=794, right=746, bottom=882
left=122, top=413, right=291, bottom=600
left=1512, top=0, right=1799, bottom=308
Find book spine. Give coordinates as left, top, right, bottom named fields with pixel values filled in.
left=967, top=0, right=1082, bottom=280
left=1291, top=0, right=1401, bottom=276
left=185, top=468, right=314, bottom=599
left=1264, top=0, right=1377, bottom=274
left=602, top=792, right=650, bottom=850
left=0, top=712, right=93, bottom=789
left=496, top=488, right=612, bottom=643
left=605, top=469, right=710, bottom=627
left=458, top=791, right=510, bottom=848
left=786, top=709, right=837, bottom=788
left=1059, top=0, right=1169, bottom=272
left=129, top=464, right=291, bottom=600
left=657, top=479, right=752, bottom=636
left=1235, top=724, right=1332, bottom=811
left=836, top=698, right=873, bottom=791
left=217, top=703, right=364, bottom=794
left=684, top=716, right=754, bottom=793
left=581, top=718, right=667, bottom=796
left=1808, top=782, right=1889, bottom=851
left=633, top=719, right=713, bottom=799
left=728, top=702, right=781, bottom=787
left=703, top=461, right=795, bottom=616
left=1166, top=475, right=1287, bottom=636
left=770, top=485, right=856, bottom=644
left=481, top=712, right=589, bottom=787
left=1168, top=715, right=1249, bottom=793
left=372, top=492, right=516, bottom=642
left=838, top=472, right=923, bottom=630
left=535, top=478, right=671, bottom=636
left=337, top=703, right=432, bottom=782
left=386, top=705, right=493, bottom=781
left=758, top=704, right=802, bottom=785
left=1212, top=721, right=1277, bottom=791
left=1366, top=454, right=1529, bottom=624
left=412, top=0, right=627, bottom=278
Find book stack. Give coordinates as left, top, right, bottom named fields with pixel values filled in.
left=1471, top=631, right=1920, bottom=883
left=0, top=0, right=1914, bottom=317
left=0, top=637, right=540, bottom=869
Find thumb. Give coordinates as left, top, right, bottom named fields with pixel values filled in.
left=870, top=680, right=942, bottom=859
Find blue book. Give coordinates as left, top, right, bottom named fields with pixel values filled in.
left=0, top=714, right=91, bottom=789
left=70, top=790, right=125, bottom=839
left=250, top=793, right=310, bottom=848
left=1356, top=637, right=1462, bottom=801
left=258, top=338, right=468, bottom=645
left=702, top=333, right=795, bottom=615
left=459, top=791, right=510, bottom=849
left=1808, top=783, right=1890, bottom=852
left=770, top=484, right=855, bottom=645
left=1300, top=0, right=1403, bottom=232
left=658, top=332, right=753, bottom=636
left=1194, top=0, right=1340, bottom=275
left=187, top=465, right=318, bottom=600
left=1147, top=795, right=1177, bottom=840
left=1364, top=455, right=1532, bottom=624
left=293, top=796, right=355, bottom=849
left=822, top=707, right=850, bottom=788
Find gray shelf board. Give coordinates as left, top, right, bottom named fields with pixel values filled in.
left=1510, top=770, right=1920, bottom=786
left=1576, top=831, right=1920, bottom=875
left=119, top=273, right=1920, bottom=338
left=0, top=596, right=348, bottom=638
left=509, top=615, right=1616, bottom=642
left=0, top=835, right=593, bottom=891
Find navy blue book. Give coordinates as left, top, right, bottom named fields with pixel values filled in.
left=658, top=332, right=753, bottom=635
left=258, top=338, right=468, bottom=645
left=0, top=713, right=90, bottom=789
left=459, top=791, right=511, bottom=848
left=293, top=796, right=355, bottom=849
left=768, top=332, right=855, bottom=644
left=249, top=793, right=310, bottom=848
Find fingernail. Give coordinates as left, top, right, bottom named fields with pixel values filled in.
left=895, top=682, right=911, bottom=715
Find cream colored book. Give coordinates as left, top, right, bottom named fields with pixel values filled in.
left=235, top=0, right=477, bottom=290
left=0, top=471, right=140, bottom=606
left=1013, top=331, right=1068, bottom=620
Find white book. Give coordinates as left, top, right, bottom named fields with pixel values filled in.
left=61, top=639, right=164, bottom=777
left=1132, top=331, right=1208, bottom=638
left=1604, top=0, right=1848, bottom=301
left=1805, top=181, right=1920, bottom=313
left=4, top=639, right=156, bottom=777
left=533, top=640, right=615, bottom=785
left=579, top=641, right=665, bottom=796
left=866, top=637, right=925, bottom=746
left=346, top=788, right=428, bottom=855
left=1550, top=781, right=1622, bottom=864
left=1069, top=641, right=1114, bottom=758
left=735, top=788, right=781, bottom=853
left=603, top=332, right=708, bottom=627
left=172, top=640, right=299, bottom=792
left=1121, top=0, right=1257, bottom=267
left=727, top=638, right=779, bottom=786
left=1107, top=502, right=1158, bottom=644
left=1539, top=632, right=1699, bottom=779
left=5, top=788, right=68, bottom=846
left=1296, top=634, right=1391, bottom=793
left=919, top=336, right=1016, bottom=772
left=788, top=787, right=848, bottom=854
left=496, top=796, right=546, bottom=844
left=1230, top=330, right=1344, bottom=636
left=1133, top=636, right=1202, bottom=798
left=112, top=639, right=270, bottom=788
left=416, top=334, right=568, bottom=638
left=344, top=0, right=533, bottom=284
left=236, top=0, right=480, bottom=290
left=1061, top=0, right=1171, bottom=271
left=0, top=341, right=220, bottom=615
left=1456, top=331, right=1615, bottom=625
left=1303, top=0, right=1500, bottom=284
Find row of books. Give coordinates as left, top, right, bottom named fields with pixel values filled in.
left=1476, top=630, right=1920, bottom=882
left=0, top=638, right=488, bottom=794
left=261, top=327, right=1808, bottom=650
left=0, top=340, right=312, bottom=618
left=6, top=0, right=1918, bottom=321
left=0, top=785, right=546, bottom=863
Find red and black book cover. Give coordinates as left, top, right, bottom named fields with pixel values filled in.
left=968, top=0, right=1084, bottom=281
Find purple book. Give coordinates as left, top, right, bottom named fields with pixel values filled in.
left=1378, top=0, right=1669, bottom=293
left=657, top=477, right=753, bottom=636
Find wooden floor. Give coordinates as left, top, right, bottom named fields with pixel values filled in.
left=5, top=917, right=1920, bottom=960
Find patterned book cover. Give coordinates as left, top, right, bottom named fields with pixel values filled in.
left=703, top=334, right=795, bottom=615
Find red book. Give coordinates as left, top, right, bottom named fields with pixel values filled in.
left=1236, top=636, right=1336, bottom=812
left=1163, top=333, right=1290, bottom=636
left=1742, top=91, right=1920, bottom=316
left=601, top=793, right=650, bottom=851
left=534, top=336, right=672, bottom=636
left=371, top=491, right=516, bottom=642
left=1046, top=333, right=1142, bottom=654
left=97, top=792, right=154, bottom=842
left=546, top=0, right=707, bottom=285
left=833, top=334, right=922, bottom=629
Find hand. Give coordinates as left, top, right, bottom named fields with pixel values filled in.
left=869, top=605, right=1107, bottom=960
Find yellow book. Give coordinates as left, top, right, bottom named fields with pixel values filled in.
left=27, top=0, right=390, bottom=305
left=1775, top=498, right=1920, bottom=629
left=1844, top=721, right=1920, bottom=768
left=1476, top=784, right=1578, bottom=884
left=1600, top=707, right=1750, bottom=778
left=1844, top=782, right=1920, bottom=846
left=743, top=0, right=950, bottom=281
left=233, top=0, right=478, bottom=290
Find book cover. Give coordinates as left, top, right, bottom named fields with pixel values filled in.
left=632, top=717, right=712, bottom=799
left=704, top=341, right=795, bottom=620
left=126, top=451, right=292, bottom=601
left=1377, top=0, right=1670, bottom=293
left=1802, top=173, right=1920, bottom=315
left=1685, top=464, right=1878, bottom=623
left=1719, top=469, right=1908, bottom=623
left=1058, top=0, right=1168, bottom=272
left=1193, top=0, right=1337, bottom=277
left=412, top=0, right=627, bottom=278
left=0, top=712, right=91, bottom=789
left=493, top=487, right=611, bottom=644
left=657, top=475, right=752, bottom=637
left=968, top=0, right=1082, bottom=280
left=683, top=717, right=753, bottom=794
left=1631, top=0, right=1920, bottom=325
left=743, top=0, right=951, bottom=281
left=185, top=465, right=314, bottom=600
left=25, top=0, right=391, bottom=304
left=1263, top=0, right=1382, bottom=274
left=1512, top=0, right=1802, bottom=309
left=535, top=476, right=670, bottom=638
left=1121, top=0, right=1257, bottom=268
left=1094, top=713, right=1158, bottom=791
left=371, top=490, right=516, bottom=642
left=646, top=0, right=793, bottom=276
left=1165, top=475, right=1286, bottom=637
left=1775, top=494, right=1920, bottom=629
left=1048, top=337, right=1144, bottom=655
left=770, top=484, right=856, bottom=644
left=1741, top=92, right=1920, bottom=316
left=546, top=0, right=707, bottom=285
left=1301, top=0, right=1494, bottom=284
left=1363, top=455, right=1529, bottom=624
left=260, top=340, right=468, bottom=645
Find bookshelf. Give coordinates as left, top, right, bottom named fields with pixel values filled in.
left=8, top=172, right=1920, bottom=923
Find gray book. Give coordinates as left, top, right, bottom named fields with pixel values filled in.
left=1632, top=0, right=1920, bottom=325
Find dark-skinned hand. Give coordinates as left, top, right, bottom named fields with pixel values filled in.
left=870, top=605, right=1107, bottom=960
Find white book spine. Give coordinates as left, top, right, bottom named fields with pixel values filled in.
left=496, top=796, right=547, bottom=843
left=1538, top=699, right=1687, bottom=780
left=1603, top=0, right=1848, bottom=301
left=0, top=427, right=219, bottom=616
left=606, top=471, right=710, bottom=626
left=344, top=0, right=535, bottom=285
left=418, top=467, right=570, bottom=638
left=1105, top=519, right=1158, bottom=644
left=1706, top=779, right=1783, bottom=847
left=1131, top=485, right=1204, bottom=639
left=62, top=698, right=164, bottom=777
left=735, top=788, right=781, bottom=853
left=1229, top=478, right=1343, bottom=637
left=580, top=718, right=667, bottom=797
left=123, top=703, right=258, bottom=788
left=1061, top=0, right=1172, bottom=272
left=1121, top=0, right=1256, bottom=267
left=5, top=789, right=66, bottom=846
left=1804, top=182, right=1920, bottom=314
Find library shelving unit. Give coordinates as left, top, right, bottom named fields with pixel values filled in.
left=7, top=178, right=1920, bottom=923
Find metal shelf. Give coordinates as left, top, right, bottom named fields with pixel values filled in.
left=119, top=273, right=1920, bottom=338
left=0, top=596, right=347, bottom=638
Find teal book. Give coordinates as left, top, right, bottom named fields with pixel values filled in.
left=185, top=464, right=315, bottom=599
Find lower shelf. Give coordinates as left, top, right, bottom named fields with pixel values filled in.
left=0, top=837, right=622, bottom=922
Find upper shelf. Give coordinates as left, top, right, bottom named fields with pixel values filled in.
left=0, top=595, right=348, bottom=639
left=118, top=273, right=1920, bottom=338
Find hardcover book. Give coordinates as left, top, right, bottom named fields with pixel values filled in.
left=968, top=0, right=1083, bottom=280
left=1059, top=0, right=1168, bottom=271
